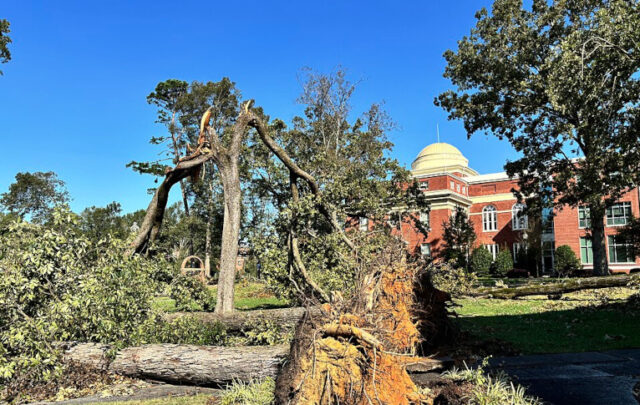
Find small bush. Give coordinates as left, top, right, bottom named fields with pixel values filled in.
left=492, top=249, right=513, bottom=277
left=136, top=315, right=226, bottom=346
left=169, top=274, right=216, bottom=311
left=428, top=261, right=478, bottom=296
left=470, top=247, right=493, bottom=275
left=219, top=378, right=275, bottom=405
left=554, top=245, right=581, bottom=276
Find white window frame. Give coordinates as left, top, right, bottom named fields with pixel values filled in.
left=418, top=181, right=429, bottom=191
left=606, top=202, right=631, bottom=227
left=485, top=244, right=499, bottom=260
left=420, top=243, right=431, bottom=258
left=482, top=205, right=498, bottom=232
left=580, top=237, right=593, bottom=264
left=450, top=181, right=455, bottom=190
left=358, top=217, right=368, bottom=232
left=512, top=203, right=527, bottom=230
left=513, top=242, right=524, bottom=262
left=578, top=206, right=591, bottom=229
left=420, top=211, right=430, bottom=229
left=608, top=235, right=634, bottom=263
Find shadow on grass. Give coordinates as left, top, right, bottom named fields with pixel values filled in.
left=454, top=300, right=640, bottom=355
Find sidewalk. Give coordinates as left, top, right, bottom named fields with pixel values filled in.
left=489, top=349, right=640, bottom=405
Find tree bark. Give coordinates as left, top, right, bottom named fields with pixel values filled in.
left=127, top=154, right=211, bottom=256
left=590, top=204, right=609, bottom=276
left=215, top=163, right=241, bottom=314
left=163, top=306, right=323, bottom=333
left=470, top=274, right=638, bottom=299
left=64, top=343, right=288, bottom=386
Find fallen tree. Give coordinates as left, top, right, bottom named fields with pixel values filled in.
left=163, top=306, right=322, bottom=333
left=470, top=274, right=640, bottom=299
left=64, top=342, right=288, bottom=386
left=62, top=341, right=449, bottom=387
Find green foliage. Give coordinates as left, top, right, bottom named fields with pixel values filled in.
left=0, top=19, right=11, bottom=74
left=617, top=216, right=640, bottom=260
left=220, top=378, right=275, bottom=405
left=428, top=261, right=478, bottom=296
left=0, top=209, right=162, bottom=385
left=237, top=320, right=291, bottom=346
left=470, top=247, right=493, bottom=275
left=492, top=249, right=513, bottom=277
left=442, top=206, right=476, bottom=269
left=136, top=315, right=226, bottom=346
left=169, top=274, right=215, bottom=312
left=443, top=358, right=540, bottom=405
left=79, top=201, right=129, bottom=243
left=249, top=69, right=428, bottom=301
left=0, top=171, right=70, bottom=224
left=554, top=245, right=581, bottom=276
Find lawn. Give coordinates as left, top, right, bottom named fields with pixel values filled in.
left=152, top=280, right=288, bottom=313
left=454, top=287, right=640, bottom=354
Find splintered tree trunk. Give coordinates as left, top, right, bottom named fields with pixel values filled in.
left=591, top=206, right=609, bottom=276
left=215, top=162, right=241, bottom=314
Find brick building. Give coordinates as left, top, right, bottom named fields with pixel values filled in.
left=390, top=142, right=640, bottom=274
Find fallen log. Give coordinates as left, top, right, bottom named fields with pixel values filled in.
left=469, top=274, right=639, bottom=299
left=64, top=342, right=289, bottom=386
left=163, top=306, right=322, bottom=333
left=62, top=342, right=449, bottom=387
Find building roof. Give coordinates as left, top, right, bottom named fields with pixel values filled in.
left=411, top=142, right=479, bottom=177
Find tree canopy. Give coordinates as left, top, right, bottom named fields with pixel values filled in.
left=0, top=19, right=11, bottom=75
left=0, top=171, right=70, bottom=224
left=436, top=0, right=640, bottom=275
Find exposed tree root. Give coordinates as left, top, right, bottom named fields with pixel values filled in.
left=275, top=250, right=450, bottom=405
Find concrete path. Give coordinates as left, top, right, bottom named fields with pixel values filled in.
left=490, top=349, right=640, bottom=405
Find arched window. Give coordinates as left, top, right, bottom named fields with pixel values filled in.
left=512, top=203, right=527, bottom=230
left=482, top=205, right=497, bottom=232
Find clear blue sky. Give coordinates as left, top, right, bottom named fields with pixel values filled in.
left=0, top=0, right=519, bottom=214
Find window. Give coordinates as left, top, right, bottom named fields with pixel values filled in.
left=512, top=203, right=527, bottom=230
left=387, top=213, right=399, bottom=228
left=578, top=206, right=591, bottom=228
left=456, top=184, right=461, bottom=192
left=462, top=186, right=466, bottom=194
left=485, top=244, right=499, bottom=260
left=450, top=181, right=455, bottom=190
left=358, top=217, right=368, bottom=232
left=420, top=211, right=430, bottom=229
left=482, top=205, right=497, bottom=232
left=420, top=243, right=431, bottom=258
left=513, top=242, right=525, bottom=262
left=419, top=181, right=429, bottom=191
left=580, top=237, right=593, bottom=264
left=606, top=202, right=631, bottom=226
left=608, top=235, right=633, bottom=263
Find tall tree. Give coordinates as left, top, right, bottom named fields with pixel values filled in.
left=0, top=19, right=11, bottom=75
left=248, top=69, right=428, bottom=301
left=441, top=206, right=476, bottom=270
left=79, top=201, right=126, bottom=242
left=0, top=171, right=69, bottom=224
left=436, top=0, right=640, bottom=275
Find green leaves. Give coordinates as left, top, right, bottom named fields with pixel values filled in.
left=0, top=19, right=11, bottom=75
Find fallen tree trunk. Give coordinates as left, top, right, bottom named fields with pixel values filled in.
left=64, top=342, right=288, bottom=386
left=163, top=306, right=322, bottom=333
left=470, top=274, right=639, bottom=299
left=62, top=342, right=448, bottom=387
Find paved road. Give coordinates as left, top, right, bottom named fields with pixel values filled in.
left=490, top=349, right=640, bottom=405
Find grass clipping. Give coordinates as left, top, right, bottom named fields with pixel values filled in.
left=275, top=256, right=442, bottom=404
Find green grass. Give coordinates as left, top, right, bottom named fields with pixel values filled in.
left=455, top=287, right=640, bottom=354
left=152, top=281, right=288, bottom=313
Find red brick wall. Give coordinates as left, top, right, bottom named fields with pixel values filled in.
left=554, top=188, right=640, bottom=272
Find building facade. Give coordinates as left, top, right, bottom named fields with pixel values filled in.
left=395, top=142, right=640, bottom=274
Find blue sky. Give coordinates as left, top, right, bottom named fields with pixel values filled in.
left=0, top=0, right=519, bottom=213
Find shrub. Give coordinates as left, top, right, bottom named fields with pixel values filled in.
left=0, top=209, right=163, bottom=388
left=427, top=261, right=478, bottom=296
left=554, top=245, right=581, bottom=276
left=169, top=274, right=216, bottom=311
left=492, top=249, right=514, bottom=277
left=136, top=315, right=226, bottom=346
left=220, top=377, right=275, bottom=405
left=470, top=247, right=493, bottom=275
